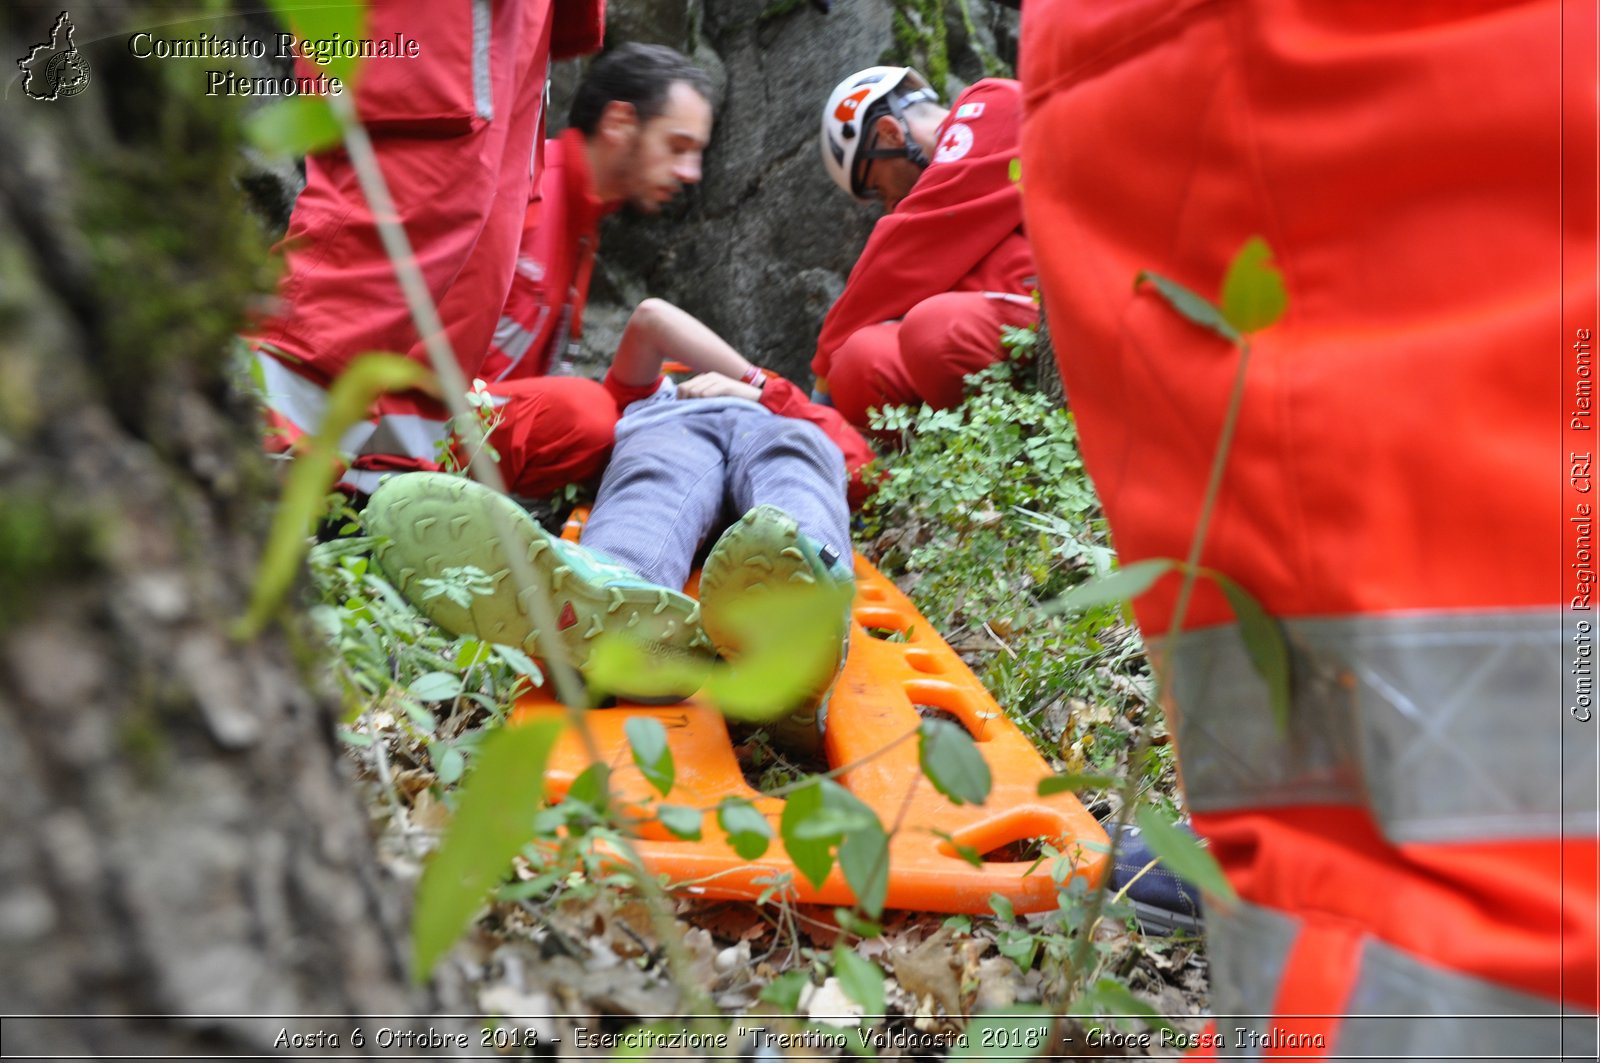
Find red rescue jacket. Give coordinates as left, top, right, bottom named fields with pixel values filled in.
left=812, top=78, right=1035, bottom=380
left=482, top=128, right=613, bottom=382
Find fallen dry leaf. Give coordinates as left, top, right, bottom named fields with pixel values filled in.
left=889, top=927, right=962, bottom=1018
left=409, top=789, right=450, bottom=832
left=391, top=767, right=434, bottom=801
left=969, top=955, right=1023, bottom=1012
left=684, top=901, right=772, bottom=946
left=794, top=905, right=845, bottom=949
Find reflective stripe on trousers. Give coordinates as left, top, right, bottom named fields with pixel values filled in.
left=253, top=350, right=450, bottom=494
left=1153, top=609, right=1598, bottom=844
left=1208, top=898, right=1598, bottom=1060
left=470, top=0, right=493, bottom=121
left=489, top=312, right=546, bottom=380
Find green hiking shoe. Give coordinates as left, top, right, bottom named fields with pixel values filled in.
left=698, top=504, right=855, bottom=756
left=365, top=472, right=713, bottom=700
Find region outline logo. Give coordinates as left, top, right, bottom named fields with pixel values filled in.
left=17, top=10, right=91, bottom=101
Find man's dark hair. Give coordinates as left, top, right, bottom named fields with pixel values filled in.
left=568, top=43, right=712, bottom=134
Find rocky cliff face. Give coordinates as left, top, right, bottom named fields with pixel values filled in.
left=560, top=0, right=1019, bottom=383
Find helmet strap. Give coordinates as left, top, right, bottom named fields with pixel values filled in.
left=849, top=82, right=940, bottom=196
left=883, top=84, right=938, bottom=170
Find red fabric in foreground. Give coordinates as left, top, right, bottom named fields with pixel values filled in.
left=257, top=0, right=555, bottom=399
left=1019, top=0, right=1584, bottom=628
left=1197, top=806, right=1598, bottom=1008
left=1019, top=0, right=1598, bottom=1035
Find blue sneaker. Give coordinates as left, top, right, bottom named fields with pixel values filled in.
left=1106, top=822, right=1205, bottom=935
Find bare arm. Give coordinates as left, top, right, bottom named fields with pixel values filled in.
left=674, top=371, right=762, bottom=402
left=609, top=298, right=756, bottom=387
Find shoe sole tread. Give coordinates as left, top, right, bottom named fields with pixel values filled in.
left=366, top=475, right=711, bottom=678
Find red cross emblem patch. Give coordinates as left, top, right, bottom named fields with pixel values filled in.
left=933, top=122, right=975, bottom=163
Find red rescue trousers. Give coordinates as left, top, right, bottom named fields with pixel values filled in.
left=484, top=376, right=616, bottom=498
left=1021, top=0, right=1597, bottom=1054
left=826, top=292, right=1038, bottom=429
left=251, top=0, right=557, bottom=495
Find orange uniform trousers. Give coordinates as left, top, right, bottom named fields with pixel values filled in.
left=826, top=292, right=1038, bottom=429
left=1021, top=0, right=1597, bottom=1053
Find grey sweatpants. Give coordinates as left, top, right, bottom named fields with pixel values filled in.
left=579, top=385, right=851, bottom=591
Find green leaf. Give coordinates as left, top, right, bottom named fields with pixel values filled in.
left=408, top=671, right=463, bottom=703
left=401, top=698, right=437, bottom=733
left=833, top=945, right=886, bottom=1019
left=786, top=803, right=878, bottom=840
left=530, top=806, right=566, bottom=836
left=245, top=96, right=340, bottom=157
left=1048, top=558, right=1176, bottom=614
left=759, top=969, right=811, bottom=1011
left=267, top=0, right=369, bottom=84
left=624, top=717, right=675, bottom=798
left=453, top=639, right=489, bottom=670
left=1071, top=978, right=1178, bottom=1036
left=494, top=875, right=558, bottom=903
left=718, top=797, right=774, bottom=860
left=433, top=744, right=465, bottom=786
left=656, top=803, right=703, bottom=841
left=995, top=925, right=1039, bottom=969
left=988, top=893, right=1015, bottom=923
left=933, top=830, right=984, bottom=868
left=565, top=762, right=612, bottom=818
left=1135, top=270, right=1240, bottom=345
left=838, top=818, right=890, bottom=918
left=410, top=719, right=563, bottom=980
left=1208, top=570, right=1291, bottom=731
left=948, top=1005, right=1052, bottom=1062
left=1037, top=772, right=1119, bottom=796
left=833, top=907, right=882, bottom=939
left=491, top=643, right=542, bottom=683
left=582, top=634, right=710, bottom=704
left=237, top=353, right=431, bottom=638
left=792, top=797, right=891, bottom=916
left=1219, top=236, right=1287, bottom=335
left=918, top=718, right=992, bottom=806
left=1132, top=804, right=1236, bottom=903
left=779, top=780, right=835, bottom=889
left=703, top=581, right=852, bottom=721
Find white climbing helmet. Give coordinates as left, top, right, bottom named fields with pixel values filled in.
left=819, top=66, right=939, bottom=199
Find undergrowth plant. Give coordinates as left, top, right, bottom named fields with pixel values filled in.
left=306, top=530, right=541, bottom=779
left=862, top=337, right=1156, bottom=782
